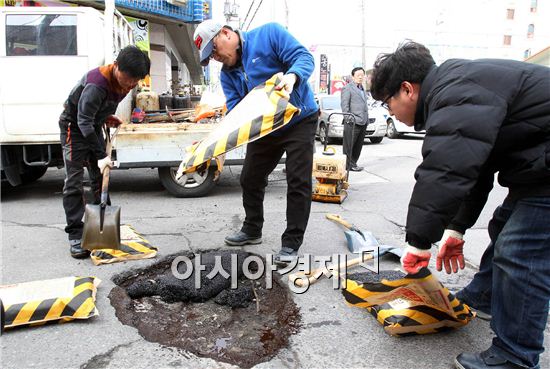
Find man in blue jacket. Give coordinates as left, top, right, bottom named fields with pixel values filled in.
left=193, top=20, right=319, bottom=266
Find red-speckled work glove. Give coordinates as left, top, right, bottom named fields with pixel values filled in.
left=436, top=229, right=465, bottom=274
left=401, top=245, right=431, bottom=274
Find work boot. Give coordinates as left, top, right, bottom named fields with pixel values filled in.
left=69, top=239, right=90, bottom=259
left=273, top=247, right=299, bottom=267
left=455, top=348, right=527, bottom=369
left=224, top=231, right=262, bottom=246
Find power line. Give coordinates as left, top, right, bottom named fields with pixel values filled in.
left=240, top=0, right=256, bottom=30
left=245, top=0, right=264, bottom=31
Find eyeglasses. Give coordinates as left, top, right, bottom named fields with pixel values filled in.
left=209, top=32, right=221, bottom=61
left=381, top=95, right=392, bottom=110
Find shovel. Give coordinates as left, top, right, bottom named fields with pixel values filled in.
left=82, top=127, right=121, bottom=251
left=325, top=214, right=398, bottom=254
left=288, top=214, right=404, bottom=287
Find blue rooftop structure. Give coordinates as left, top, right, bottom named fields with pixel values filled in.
left=114, top=0, right=208, bottom=23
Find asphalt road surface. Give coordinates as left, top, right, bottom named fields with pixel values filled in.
left=1, top=136, right=548, bottom=369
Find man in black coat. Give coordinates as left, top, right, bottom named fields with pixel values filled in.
left=371, top=41, right=550, bottom=369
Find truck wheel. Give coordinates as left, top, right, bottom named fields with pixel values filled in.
left=21, top=166, right=48, bottom=184
left=158, top=166, right=217, bottom=198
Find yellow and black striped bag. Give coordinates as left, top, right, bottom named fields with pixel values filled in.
left=0, top=276, right=100, bottom=331
left=342, top=268, right=475, bottom=336
left=176, top=74, right=299, bottom=178
left=90, top=224, right=157, bottom=266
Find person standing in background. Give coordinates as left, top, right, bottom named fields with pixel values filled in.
left=341, top=67, right=369, bottom=172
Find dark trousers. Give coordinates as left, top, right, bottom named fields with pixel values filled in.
left=343, top=122, right=366, bottom=168
left=239, top=113, right=317, bottom=250
left=457, top=196, right=550, bottom=368
left=60, top=126, right=102, bottom=241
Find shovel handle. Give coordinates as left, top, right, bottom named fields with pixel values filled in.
left=100, top=166, right=111, bottom=205
left=325, top=213, right=354, bottom=230
left=100, top=126, right=120, bottom=205
left=288, top=254, right=373, bottom=287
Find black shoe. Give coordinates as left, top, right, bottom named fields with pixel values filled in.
left=273, top=247, right=298, bottom=267
left=349, top=166, right=363, bottom=172
left=455, top=349, right=526, bottom=369
left=69, top=240, right=90, bottom=259
left=224, top=231, right=262, bottom=246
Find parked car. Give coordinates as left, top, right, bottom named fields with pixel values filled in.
left=369, top=100, right=426, bottom=138
left=315, top=94, right=386, bottom=145
left=366, top=94, right=425, bottom=139
left=385, top=113, right=426, bottom=138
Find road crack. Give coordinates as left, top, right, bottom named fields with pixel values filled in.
left=80, top=339, right=140, bottom=369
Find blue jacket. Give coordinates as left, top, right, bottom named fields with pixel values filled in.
left=220, top=23, right=318, bottom=129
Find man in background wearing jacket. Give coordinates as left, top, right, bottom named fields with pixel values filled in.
left=193, top=20, right=318, bottom=266
left=59, top=45, right=150, bottom=258
left=341, top=67, right=369, bottom=171
left=371, top=41, right=550, bottom=369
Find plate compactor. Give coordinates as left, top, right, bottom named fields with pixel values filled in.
left=312, top=112, right=355, bottom=204
left=312, top=146, right=349, bottom=203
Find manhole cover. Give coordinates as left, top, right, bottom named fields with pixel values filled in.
left=109, top=250, right=300, bottom=368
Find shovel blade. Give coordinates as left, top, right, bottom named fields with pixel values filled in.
left=82, top=204, right=121, bottom=250
left=344, top=229, right=379, bottom=253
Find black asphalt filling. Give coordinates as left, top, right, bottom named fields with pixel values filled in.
left=109, top=250, right=300, bottom=368
left=347, top=270, right=406, bottom=284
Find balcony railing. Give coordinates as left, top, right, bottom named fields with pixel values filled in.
left=114, top=0, right=207, bottom=23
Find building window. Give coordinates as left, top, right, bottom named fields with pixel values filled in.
left=503, top=35, right=512, bottom=45
left=524, top=49, right=532, bottom=59
left=531, top=0, right=538, bottom=12
left=506, top=8, right=515, bottom=19
left=527, top=24, right=535, bottom=38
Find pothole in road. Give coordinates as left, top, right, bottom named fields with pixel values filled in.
left=109, top=250, right=300, bottom=368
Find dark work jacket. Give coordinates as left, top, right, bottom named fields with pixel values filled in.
left=59, top=64, right=128, bottom=159
left=406, top=59, right=550, bottom=249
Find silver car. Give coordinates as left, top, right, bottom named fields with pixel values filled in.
left=315, top=94, right=386, bottom=145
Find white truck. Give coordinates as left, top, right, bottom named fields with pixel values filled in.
left=0, top=5, right=238, bottom=197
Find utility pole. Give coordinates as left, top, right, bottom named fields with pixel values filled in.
left=361, top=0, right=366, bottom=69
left=284, top=0, right=289, bottom=29
left=224, top=0, right=240, bottom=28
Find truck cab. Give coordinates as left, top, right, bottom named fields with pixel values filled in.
left=0, top=6, right=133, bottom=186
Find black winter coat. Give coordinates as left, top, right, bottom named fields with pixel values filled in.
left=406, top=59, right=550, bottom=249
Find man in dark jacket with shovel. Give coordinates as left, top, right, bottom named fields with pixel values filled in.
left=370, top=41, right=550, bottom=369
left=59, top=45, right=150, bottom=258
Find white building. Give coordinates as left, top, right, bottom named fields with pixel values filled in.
left=213, top=0, right=550, bottom=94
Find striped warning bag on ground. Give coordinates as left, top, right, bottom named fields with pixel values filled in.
left=342, top=268, right=475, bottom=336
left=0, top=276, right=100, bottom=331
left=90, top=224, right=157, bottom=266
left=176, top=74, right=299, bottom=178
